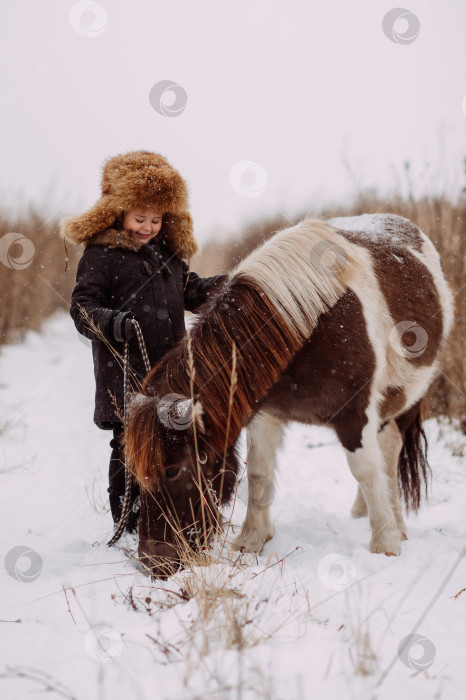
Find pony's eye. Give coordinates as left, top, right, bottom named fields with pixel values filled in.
left=197, top=451, right=208, bottom=464
left=165, top=466, right=181, bottom=480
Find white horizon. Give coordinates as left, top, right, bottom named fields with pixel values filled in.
left=1, top=0, right=465, bottom=242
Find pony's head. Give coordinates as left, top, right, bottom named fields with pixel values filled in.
left=123, top=392, right=239, bottom=578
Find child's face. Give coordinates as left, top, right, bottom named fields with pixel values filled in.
left=123, top=209, right=163, bottom=244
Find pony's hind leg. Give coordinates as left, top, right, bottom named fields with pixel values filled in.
left=351, top=485, right=368, bottom=518
left=342, top=410, right=403, bottom=555
left=378, top=419, right=407, bottom=538
left=350, top=419, right=406, bottom=535
left=232, top=411, right=285, bottom=553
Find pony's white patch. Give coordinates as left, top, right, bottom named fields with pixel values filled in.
left=410, top=233, right=455, bottom=345
left=232, top=218, right=358, bottom=338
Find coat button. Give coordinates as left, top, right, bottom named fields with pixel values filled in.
left=143, top=261, right=152, bottom=275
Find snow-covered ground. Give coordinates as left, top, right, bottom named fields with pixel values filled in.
left=1, top=312, right=465, bottom=700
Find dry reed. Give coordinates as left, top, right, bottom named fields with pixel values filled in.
left=1, top=191, right=464, bottom=426
left=0, top=207, right=80, bottom=344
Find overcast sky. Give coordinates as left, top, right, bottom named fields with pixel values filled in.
left=2, top=0, right=465, bottom=243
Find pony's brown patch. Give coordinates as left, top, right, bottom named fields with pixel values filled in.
left=260, top=289, right=375, bottom=452
left=336, top=224, right=443, bottom=367
left=379, top=386, right=407, bottom=422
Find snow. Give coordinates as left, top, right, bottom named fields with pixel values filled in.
left=1, top=311, right=465, bottom=700
left=329, top=213, right=411, bottom=242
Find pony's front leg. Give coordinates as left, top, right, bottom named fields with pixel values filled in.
left=233, top=412, right=285, bottom=554
left=344, top=414, right=403, bottom=556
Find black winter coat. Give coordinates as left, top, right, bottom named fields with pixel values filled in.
left=70, top=235, right=225, bottom=428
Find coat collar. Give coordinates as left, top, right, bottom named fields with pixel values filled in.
left=62, top=210, right=199, bottom=259
left=85, top=228, right=166, bottom=253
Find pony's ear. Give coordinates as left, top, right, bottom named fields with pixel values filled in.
left=192, top=400, right=205, bottom=433
left=158, top=395, right=205, bottom=433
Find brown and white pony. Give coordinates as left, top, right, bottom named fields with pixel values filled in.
left=124, top=214, right=453, bottom=577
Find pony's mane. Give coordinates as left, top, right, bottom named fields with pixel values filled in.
left=143, top=278, right=305, bottom=447
left=126, top=218, right=356, bottom=483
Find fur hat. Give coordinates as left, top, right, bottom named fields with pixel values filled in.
left=60, top=150, right=199, bottom=258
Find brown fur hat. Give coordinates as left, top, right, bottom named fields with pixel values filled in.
left=59, top=150, right=199, bottom=258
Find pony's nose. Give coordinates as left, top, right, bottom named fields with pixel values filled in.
left=138, top=537, right=180, bottom=579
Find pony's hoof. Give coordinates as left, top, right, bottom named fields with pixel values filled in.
left=370, top=531, right=402, bottom=556
left=232, top=528, right=274, bottom=554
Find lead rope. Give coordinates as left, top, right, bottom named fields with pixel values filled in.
left=107, top=319, right=151, bottom=546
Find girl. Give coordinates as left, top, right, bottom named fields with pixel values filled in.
left=61, top=151, right=226, bottom=532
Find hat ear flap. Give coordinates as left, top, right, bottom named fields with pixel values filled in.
left=60, top=198, right=120, bottom=245
left=162, top=212, right=199, bottom=258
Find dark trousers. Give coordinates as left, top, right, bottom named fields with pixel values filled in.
left=108, top=424, right=140, bottom=532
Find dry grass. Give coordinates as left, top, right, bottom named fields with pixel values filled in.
left=85, top=478, right=110, bottom=516
left=1, top=191, right=464, bottom=426
left=117, top=517, right=295, bottom=693
left=175, top=549, right=285, bottom=651
left=115, top=352, right=294, bottom=684
left=0, top=207, right=80, bottom=345
left=109, top=476, right=295, bottom=696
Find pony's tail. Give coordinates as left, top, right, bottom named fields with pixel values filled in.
left=396, top=401, right=430, bottom=512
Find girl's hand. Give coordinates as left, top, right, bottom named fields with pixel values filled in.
left=112, top=312, right=137, bottom=342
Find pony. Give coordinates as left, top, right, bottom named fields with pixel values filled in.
left=123, top=214, right=453, bottom=577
